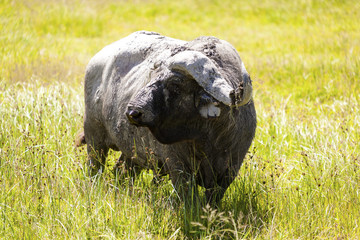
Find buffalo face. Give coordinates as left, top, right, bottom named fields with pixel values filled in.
left=126, top=71, right=221, bottom=144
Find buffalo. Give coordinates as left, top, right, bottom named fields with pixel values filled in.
left=77, top=31, right=256, bottom=205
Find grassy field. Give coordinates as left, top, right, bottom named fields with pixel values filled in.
left=1, top=0, right=360, bottom=238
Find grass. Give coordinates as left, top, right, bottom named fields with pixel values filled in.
left=1, top=0, right=360, bottom=238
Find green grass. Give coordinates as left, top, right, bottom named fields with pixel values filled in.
left=1, top=0, right=359, bottom=238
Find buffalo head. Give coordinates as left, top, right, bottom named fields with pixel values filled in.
left=126, top=50, right=252, bottom=144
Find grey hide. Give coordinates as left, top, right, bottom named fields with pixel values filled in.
left=81, top=31, right=256, bottom=205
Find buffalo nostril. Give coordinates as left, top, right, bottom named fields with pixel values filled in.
left=126, top=109, right=143, bottom=125
left=128, top=110, right=142, bottom=119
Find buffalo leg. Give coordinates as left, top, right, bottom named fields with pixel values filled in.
left=168, top=163, right=199, bottom=206
left=86, top=143, right=109, bottom=177
left=205, top=167, right=239, bottom=207
left=113, top=154, right=142, bottom=181
left=84, top=120, right=109, bottom=176
left=205, top=186, right=226, bottom=207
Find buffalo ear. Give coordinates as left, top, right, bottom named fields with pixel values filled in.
left=195, top=92, right=221, bottom=119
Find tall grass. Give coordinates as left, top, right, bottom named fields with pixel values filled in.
left=1, top=0, right=359, bottom=238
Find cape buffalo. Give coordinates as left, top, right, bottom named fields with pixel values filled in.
left=77, top=31, right=256, bottom=205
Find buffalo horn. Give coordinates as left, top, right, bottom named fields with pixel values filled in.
left=167, top=51, right=252, bottom=107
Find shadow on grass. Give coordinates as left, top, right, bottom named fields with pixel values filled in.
left=83, top=153, right=270, bottom=239
left=179, top=175, right=270, bottom=239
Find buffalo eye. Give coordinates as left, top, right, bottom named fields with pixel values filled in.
left=166, top=77, right=182, bottom=95
left=168, top=84, right=180, bottom=95
left=163, top=77, right=182, bottom=107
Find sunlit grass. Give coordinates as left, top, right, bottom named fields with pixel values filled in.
left=1, top=0, right=359, bottom=238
